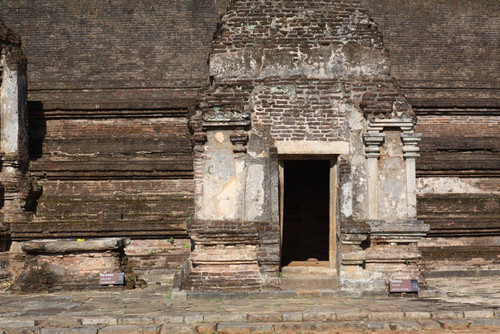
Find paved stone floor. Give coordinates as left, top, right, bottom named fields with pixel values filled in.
left=1, top=276, right=500, bottom=333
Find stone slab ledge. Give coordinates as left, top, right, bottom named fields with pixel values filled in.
left=21, top=238, right=131, bottom=254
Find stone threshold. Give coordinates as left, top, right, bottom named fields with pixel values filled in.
left=174, top=288, right=391, bottom=300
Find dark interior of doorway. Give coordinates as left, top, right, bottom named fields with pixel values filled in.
left=282, top=160, right=330, bottom=266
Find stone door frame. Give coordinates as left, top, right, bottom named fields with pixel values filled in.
left=278, top=154, right=339, bottom=271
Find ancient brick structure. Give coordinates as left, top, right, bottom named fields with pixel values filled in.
left=0, top=0, right=498, bottom=291
left=181, top=0, right=432, bottom=291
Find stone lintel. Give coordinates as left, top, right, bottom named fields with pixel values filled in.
left=21, top=238, right=131, bottom=254
left=201, top=111, right=251, bottom=130
left=276, top=141, right=349, bottom=155
left=201, top=120, right=250, bottom=129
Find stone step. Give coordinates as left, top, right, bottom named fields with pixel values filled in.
left=282, top=266, right=337, bottom=276
left=281, top=275, right=340, bottom=289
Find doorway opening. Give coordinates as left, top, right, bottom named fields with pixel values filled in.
left=281, top=159, right=332, bottom=267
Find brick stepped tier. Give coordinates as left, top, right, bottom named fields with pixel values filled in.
left=182, top=221, right=269, bottom=291
left=418, top=194, right=500, bottom=237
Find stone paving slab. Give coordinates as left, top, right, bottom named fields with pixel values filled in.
left=0, top=276, right=499, bottom=333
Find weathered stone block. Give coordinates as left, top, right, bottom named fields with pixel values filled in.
left=368, top=312, right=404, bottom=321
left=40, top=329, right=97, bottom=334
left=432, top=310, right=464, bottom=319
left=404, top=311, right=431, bottom=320
left=464, top=309, right=495, bottom=319
left=217, top=322, right=274, bottom=334
left=437, top=319, right=470, bottom=330
left=98, top=325, right=142, bottom=334
left=184, top=314, right=203, bottom=324
left=0, top=319, right=35, bottom=328
left=81, top=317, right=117, bottom=326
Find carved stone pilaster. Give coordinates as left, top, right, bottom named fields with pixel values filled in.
left=402, top=132, right=423, bottom=218
left=363, top=130, right=384, bottom=219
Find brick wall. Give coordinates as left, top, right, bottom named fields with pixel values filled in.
left=0, top=1, right=229, bottom=240
left=416, top=115, right=500, bottom=174
left=0, top=0, right=498, bottom=258
left=212, top=0, right=383, bottom=53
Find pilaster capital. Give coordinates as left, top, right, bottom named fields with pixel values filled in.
left=230, top=132, right=249, bottom=154
left=401, top=132, right=423, bottom=159
left=363, top=130, right=385, bottom=159
left=367, top=118, right=414, bottom=132
left=191, top=133, right=207, bottom=153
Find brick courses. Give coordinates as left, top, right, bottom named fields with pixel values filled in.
left=0, top=0, right=498, bottom=287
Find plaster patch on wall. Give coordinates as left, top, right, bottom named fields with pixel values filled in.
left=214, top=132, right=225, bottom=143
left=210, top=45, right=388, bottom=80
left=341, top=180, right=353, bottom=218
left=1, top=64, right=20, bottom=153
left=245, top=164, right=265, bottom=220
left=346, top=104, right=364, bottom=131
left=378, top=131, right=407, bottom=220
left=417, top=177, right=498, bottom=194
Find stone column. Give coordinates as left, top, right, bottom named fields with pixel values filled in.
left=402, top=132, right=422, bottom=219
left=363, top=129, right=384, bottom=219
left=0, top=41, right=29, bottom=223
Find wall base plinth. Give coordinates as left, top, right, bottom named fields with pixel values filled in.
left=341, top=219, right=429, bottom=292
left=181, top=220, right=280, bottom=291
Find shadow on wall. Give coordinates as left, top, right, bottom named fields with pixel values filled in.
left=27, top=101, right=46, bottom=161
left=0, top=234, right=11, bottom=252
left=24, top=100, right=44, bottom=214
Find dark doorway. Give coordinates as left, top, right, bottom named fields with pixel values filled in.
left=0, top=234, right=11, bottom=252
left=282, top=160, right=330, bottom=266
